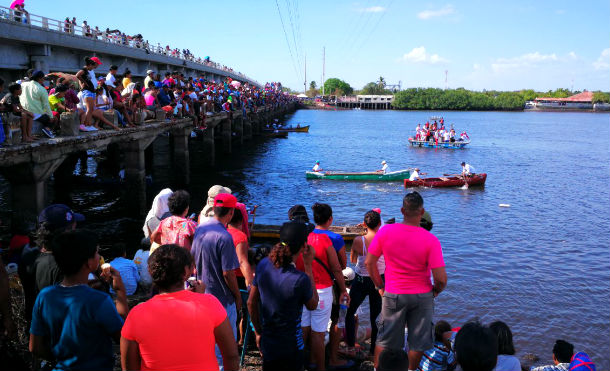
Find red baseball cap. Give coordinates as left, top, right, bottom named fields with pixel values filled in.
left=213, top=193, right=237, bottom=208
left=90, top=57, right=102, bottom=65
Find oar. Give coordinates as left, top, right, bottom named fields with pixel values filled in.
left=461, top=174, right=469, bottom=189
left=443, top=173, right=462, bottom=177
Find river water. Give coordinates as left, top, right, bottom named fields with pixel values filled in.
left=3, top=109, right=609, bottom=367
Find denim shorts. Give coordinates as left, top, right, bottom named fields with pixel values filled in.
left=81, top=90, right=95, bottom=99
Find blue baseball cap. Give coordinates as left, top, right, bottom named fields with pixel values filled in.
left=38, top=204, right=85, bottom=230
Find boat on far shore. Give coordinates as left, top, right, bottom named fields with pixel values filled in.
left=404, top=173, right=487, bottom=188
left=306, top=169, right=411, bottom=181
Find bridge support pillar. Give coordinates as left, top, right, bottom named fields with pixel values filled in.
left=0, top=156, right=67, bottom=225
left=121, top=137, right=156, bottom=217
left=202, top=126, right=215, bottom=166
left=234, top=116, right=243, bottom=145
left=243, top=117, right=252, bottom=140
left=221, top=117, right=232, bottom=154
left=171, top=126, right=190, bottom=186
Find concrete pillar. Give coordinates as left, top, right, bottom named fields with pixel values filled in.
left=0, top=156, right=67, bottom=224
left=234, top=116, right=243, bottom=145
left=202, top=126, right=215, bottom=166
left=243, top=118, right=252, bottom=140
left=221, top=118, right=232, bottom=154
left=171, top=127, right=190, bottom=186
left=121, top=137, right=155, bottom=217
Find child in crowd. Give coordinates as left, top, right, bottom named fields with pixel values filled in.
left=418, top=320, right=457, bottom=371
left=133, top=238, right=153, bottom=291
left=48, top=84, right=71, bottom=121
left=109, top=243, right=140, bottom=296
left=1, top=82, right=35, bottom=142
left=29, top=230, right=128, bottom=371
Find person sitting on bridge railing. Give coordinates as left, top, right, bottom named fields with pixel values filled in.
left=19, top=70, right=55, bottom=138
left=2, top=82, right=35, bottom=142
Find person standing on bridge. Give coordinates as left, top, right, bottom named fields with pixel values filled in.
left=76, top=57, right=102, bottom=132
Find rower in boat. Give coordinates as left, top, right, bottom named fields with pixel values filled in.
left=312, top=160, right=323, bottom=172
left=378, top=160, right=390, bottom=174
left=409, top=168, right=422, bottom=181
left=461, top=162, right=475, bottom=176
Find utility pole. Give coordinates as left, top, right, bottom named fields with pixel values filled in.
left=304, top=54, right=307, bottom=94
left=445, top=70, right=448, bottom=90
left=322, top=46, right=326, bottom=96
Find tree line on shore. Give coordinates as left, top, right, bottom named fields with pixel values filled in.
left=302, top=77, right=610, bottom=111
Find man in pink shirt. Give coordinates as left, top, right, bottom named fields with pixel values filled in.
left=366, top=191, right=447, bottom=371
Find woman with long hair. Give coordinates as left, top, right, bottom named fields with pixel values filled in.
left=489, top=321, right=521, bottom=371
left=75, top=57, right=101, bottom=131
left=248, top=221, right=319, bottom=371
left=345, top=210, right=385, bottom=359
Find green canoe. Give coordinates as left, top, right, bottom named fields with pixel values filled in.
left=305, top=169, right=411, bottom=181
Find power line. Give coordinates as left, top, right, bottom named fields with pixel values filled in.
left=275, top=0, right=302, bottom=81
left=284, top=0, right=302, bottom=74
left=350, top=0, right=395, bottom=62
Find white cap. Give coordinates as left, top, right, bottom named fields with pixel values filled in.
left=381, top=160, right=387, bottom=165
left=342, top=267, right=355, bottom=281
left=146, top=69, right=154, bottom=75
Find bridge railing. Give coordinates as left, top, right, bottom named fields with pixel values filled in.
left=0, top=5, right=258, bottom=84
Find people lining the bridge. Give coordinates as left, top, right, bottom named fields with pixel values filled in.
left=19, top=70, right=55, bottom=138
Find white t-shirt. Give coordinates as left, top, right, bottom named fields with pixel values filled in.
left=105, top=72, right=116, bottom=88
left=382, top=164, right=390, bottom=173
left=133, top=249, right=152, bottom=286
left=409, top=170, right=420, bottom=181
left=463, top=164, right=474, bottom=174
left=313, top=164, right=321, bottom=172
left=443, top=131, right=450, bottom=141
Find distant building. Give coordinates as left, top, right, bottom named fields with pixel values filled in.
left=534, top=91, right=593, bottom=109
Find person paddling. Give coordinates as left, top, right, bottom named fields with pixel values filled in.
left=378, top=160, right=390, bottom=174
left=312, top=161, right=323, bottom=172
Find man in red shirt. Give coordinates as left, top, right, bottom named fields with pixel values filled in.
left=366, top=192, right=447, bottom=371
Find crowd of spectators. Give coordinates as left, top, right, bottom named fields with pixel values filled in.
left=0, top=188, right=598, bottom=371
left=0, top=55, right=294, bottom=144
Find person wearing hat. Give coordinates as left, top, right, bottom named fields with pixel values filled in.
left=409, top=168, right=422, bottom=181
left=105, top=65, right=118, bottom=88
left=144, top=70, right=155, bottom=92
left=312, top=161, right=323, bottom=172
left=379, top=160, right=390, bottom=174
left=191, top=193, right=241, bottom=370
left=19, top=70, right=55, bottom=138
left=16, top=204, right=85, bottom=324
left=248, top=220, right=319, bottom=371
left=198, top=185, right=251, bottom=238
left=76, top=57, right=103, bottom=131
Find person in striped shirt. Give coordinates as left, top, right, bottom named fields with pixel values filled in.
left=418, top=320, right=457, bottom=371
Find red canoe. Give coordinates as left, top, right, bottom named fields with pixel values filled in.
left=404, top=173, right=487, bottom=188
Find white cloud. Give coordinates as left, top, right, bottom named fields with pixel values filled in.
left=568, top=51, right=577, bottom=59
left=473, top=63, right=481, bottom=70
left=401, top=46, right=449, bottom=64
left=358, top=6, right=385, bottom=13
left=593, top=48, right=610, bottom=70
left=417, top=5, right=455, bottom=20
left=491, top=52, right=559, bottom=72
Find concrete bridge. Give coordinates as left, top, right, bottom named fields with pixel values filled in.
left=0, top=7, right=260, bottom=86
left=0, top=103, right=297, bottom=225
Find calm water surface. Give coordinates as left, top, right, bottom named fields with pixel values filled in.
left=3, top=109, right=609, bottom=367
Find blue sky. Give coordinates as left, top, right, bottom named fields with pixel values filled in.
left=28, top=0, right=609, bottom=92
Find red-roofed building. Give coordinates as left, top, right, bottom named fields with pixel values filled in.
left=534, top=91, right=593, bottom=109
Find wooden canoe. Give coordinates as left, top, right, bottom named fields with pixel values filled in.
left=404, top=173, right=487, bottom=188
left=251, top=224, right=365, bottom=241
left=306, top=169, right=411, bottom=181
left=278, top=125, right=309, bottom=132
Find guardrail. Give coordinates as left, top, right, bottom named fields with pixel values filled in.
left=0, top=5, right=259, bottom=85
